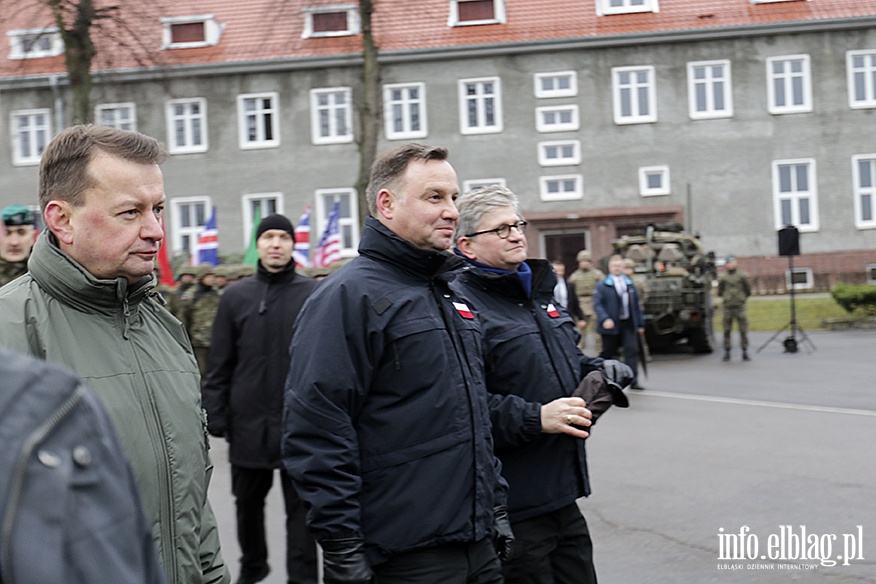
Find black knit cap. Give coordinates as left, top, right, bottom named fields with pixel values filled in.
left=256, top=213, right=295, bottom=240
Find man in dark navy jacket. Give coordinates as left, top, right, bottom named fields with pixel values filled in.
left=450, top=186, right=632, bottom=584
left=282, top=144, right=511, bottom=584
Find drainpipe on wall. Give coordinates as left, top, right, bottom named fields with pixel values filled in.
left=49, top=74, right=64, bottom=132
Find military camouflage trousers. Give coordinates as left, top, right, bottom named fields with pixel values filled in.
left=722, top=306, right=749, bottom=350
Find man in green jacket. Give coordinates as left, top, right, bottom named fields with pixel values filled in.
left=0, top=204, right=37, bottom=287
left=717, top=254, right=753, bottom=361
left=0, top=125, right=230, bottom=584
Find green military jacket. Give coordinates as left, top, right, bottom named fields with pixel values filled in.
left=0, top=256, right=27, bottom=287
left=0, top=233, right=230, bottom=584
left=718, top=268, right=752, bottom=309
left=185, top=285, right=221, bottom=348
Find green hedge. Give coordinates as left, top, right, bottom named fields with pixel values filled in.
left=830, top=283, right=876, bottom=316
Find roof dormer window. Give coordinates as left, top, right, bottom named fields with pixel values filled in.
left=161, top=15, right=223, bottom=49
left=450, top=0, right=506, bottom=27
left=596, top=0, right=659, bottom=16
left=7, top=27, right=64, bottom=59
left=303, top=6, right=360, bottom=38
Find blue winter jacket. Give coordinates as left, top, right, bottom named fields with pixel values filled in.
left=593, top=273, right=645, bottom=334
left=450, top=259, right=603, bottom=521
left=282, top=217, right=506, bottom=565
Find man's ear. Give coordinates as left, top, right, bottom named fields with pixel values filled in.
left=44, top=201, right=74, bottom=245
left=457, top=236, right=477, bottom=261
left=375, top=188, right=395, bottom=220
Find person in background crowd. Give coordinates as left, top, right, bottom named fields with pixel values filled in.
left=204, top=214, right=320, bottom=584
left=569, top=250, right=604, bottom=354
left=622, top=257, right=651, bottom=363
left=0, top=124, right=230, bottom=584
left=185, top=263, right=222, bottom=382
left=283, top=143, right=512, bottom=584
left=451, top=186, right=632, bottom=584
left=0, top=204, right=37, bottom=287
left=594, top=254, right=646, bottom=391
left=718, top=254, right=752, bottom=361
left=551, top=258, right=586, bottom=328
left=167, top=264, right=198, bottom=320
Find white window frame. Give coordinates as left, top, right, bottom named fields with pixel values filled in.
left=463, top=178, right=507, bottom=193
left=459, top=77, right=503, bottom=135
left=237, top=92, right=280, bottom=150
left=596, top=0, right=659, bottom=16
left=751, top=0, right=804, bottom=4
left=536, top=105, right=580, bottom=133
left=169, top=196, right=211, bottom=258
left=449, top=0, right=506, bottom=26
left=384, top=82, right=428, bottom=140
left=310, top=87, right=354, bottom=145
left=95, top=102, right=137, bottom=132
left=538, top=141, right=581, bottom=167
left=242, top=193, right=283, bottom=245
left=161, top=15, right=223, bottom=49
left=767, top=55, right=812, bottom=115
left=534, top=71, right=578, bottom=98
left=639, top=165, right=671, bottom=196
left=847, top=50, right=876, bottom=109
left=687, top=60, right=733, bottom=119
left=302, top=5, right=360, bottom=38
left=772, top=158, right=819, bottom=232
left=540, top=174, right=583, bottom=202
left=612, top=66, right=657, bottom=125
left=10, top=109, right=52, bottom=166
left=166, top=98, right=208, bottom=154
left=852, top=154, right=876, bottom=230
left=315, top=188, right=359, bottom=257
left=786, top=267, right=813, bottom=291
left=7, top=27, right=64, bottom=59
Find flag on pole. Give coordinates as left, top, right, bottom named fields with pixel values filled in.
left=243, top=206, right=262, bottom=268
left=196, top=206, right=219, bottom=266
left=157, top=232, right=175, bottom=286
left=292, top=206, right=312, bottom=268
left=312, top=202, right=342, bottom=268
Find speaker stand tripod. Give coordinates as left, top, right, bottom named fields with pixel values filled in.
left=757, top=254, right=816, bottom=354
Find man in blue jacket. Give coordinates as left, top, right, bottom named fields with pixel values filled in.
left=282, top=143, right=512, bottom=584
left=451, top=186, right=632, bottom=584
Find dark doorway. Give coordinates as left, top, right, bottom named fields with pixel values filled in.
left=544, top=231, right=589, bottom=278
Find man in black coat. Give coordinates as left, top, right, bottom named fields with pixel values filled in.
left=203, top=214, right=320, bottom=584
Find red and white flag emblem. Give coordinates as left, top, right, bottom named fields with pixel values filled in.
left=453, top=302, right=475, bottom=319
left=546, top=303, right=560, bottom=318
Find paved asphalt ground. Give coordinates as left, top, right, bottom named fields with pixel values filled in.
left=208, top=328, right=876, bottom=584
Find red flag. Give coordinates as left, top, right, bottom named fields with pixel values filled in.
left=157, top=232, right=175, bottom=286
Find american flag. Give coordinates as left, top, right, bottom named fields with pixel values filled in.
left=312, top=202, right=342, bottom=268
left=292, top=206, right=312, bottom=268
left=195, top=206, right=219, bottom=266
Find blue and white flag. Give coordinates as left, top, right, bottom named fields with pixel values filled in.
left=196, top=206, right=219, bottom=266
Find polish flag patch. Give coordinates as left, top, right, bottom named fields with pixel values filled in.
left=546, top=303, right=561, bottom=318
left=453, top=302, right=475, bottom=319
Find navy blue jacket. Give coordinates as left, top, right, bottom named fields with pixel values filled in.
left=593, top=274, right=645, bottom=334
left=282, top=217, right=505, bottom=564
left=450, top=259, right=603, bottom=521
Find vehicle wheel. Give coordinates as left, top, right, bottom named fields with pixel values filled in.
left=689, top=312, right=714, bottom=354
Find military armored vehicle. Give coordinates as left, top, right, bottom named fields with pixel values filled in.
left=610, top=223, right=716, bottom=353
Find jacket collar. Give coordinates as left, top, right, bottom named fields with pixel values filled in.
left=358, top=216, right=462, bottom=280
left=602, top=273, right=633, bottom=287
left=459, top=257, right=554, bottom=300
left=256, top=256, right=299, bottom=284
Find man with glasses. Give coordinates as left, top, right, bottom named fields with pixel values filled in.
left=451, top=185, right=632, bottom=584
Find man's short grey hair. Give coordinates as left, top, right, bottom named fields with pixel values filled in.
left=455, top=185, right=522, bottom=241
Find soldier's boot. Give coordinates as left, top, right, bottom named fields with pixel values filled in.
left=742, top=349, right=750, bottom=361
left=722, top=349, right=731, bottom=362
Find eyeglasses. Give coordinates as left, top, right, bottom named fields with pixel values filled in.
left=464, top=221, right=527, bottom=239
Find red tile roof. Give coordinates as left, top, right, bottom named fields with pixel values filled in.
left=2, top=0, right=874, bottom=78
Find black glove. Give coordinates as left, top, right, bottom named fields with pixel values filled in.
left=321, top=539, right=374, bottom=584
left=601, top=359, right=634, bottom=390
left=492, top=505, right=515, bottom=563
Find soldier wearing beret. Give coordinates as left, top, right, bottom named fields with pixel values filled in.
left=0, top=205, right=37, bottom=287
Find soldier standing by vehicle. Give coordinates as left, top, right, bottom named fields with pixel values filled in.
left=718, top=254, right=752, bottom=361
left=0, top=205, right=37, bottom=287
left=569, top=250, right=604, bottom=353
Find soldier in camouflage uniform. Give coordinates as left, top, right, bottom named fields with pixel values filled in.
left=184, top=264, right=222, bottom=383
left=0, top=205, right=37, bottom=287
left=167, top=264, right=198, bottom=321
left=569, top=249, right=605, bottom=352
left=717, top=254, right=752, bottom=361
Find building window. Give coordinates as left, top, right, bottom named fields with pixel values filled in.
left=449, top=0, right=505, bottom=26
left=848, top=50, right=876, bottom=109
left=311, top=88, right=353, bottom=145
left=688, top=60, right=732, bottom=119
left=751, top=0, right=802, bottom=4
left=867, top=264, right=876, bottom=284
left=170, top=197, right=210, bottom=259
left=238, top=93, right=279, bottom=149
left=538, top=141, right=581, bottom=167
left=852, top=154, right=876, bottom=229
left=302, top=6, right=360, bottom=38
left=612, top=66, right=657, bottom=124
left=242, top=193, right=282, bottom=244
left=95, top=103, right=137, bottom=131
left=316, top=189, right=359, bottom=256
left=384, top=83, right=428, bottom=140
left=534, top=71, right=578, bottom=98
left=767, top=55, right=812, bottom=114
left=540, top=175, right=583, bottom=201
left=639, top=165, right=670, bottom=196
left=11, top=109, right=51, bottom=166
left=773, top=159, right=818, bottom=232
left=7, top=27, right=64, bottom=59
left=597, top=0, right=659, bottom=16
left=161, top=15, right=223, bottom=49
left=786, top=267, right=813, bottom=291
left=459, top=77, right=503, bottom=135
left=166, top=98, right=208, bottom=154
left=463, top=178, right=506, bottom=192
left=536, top=105, right=579, bottom=132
